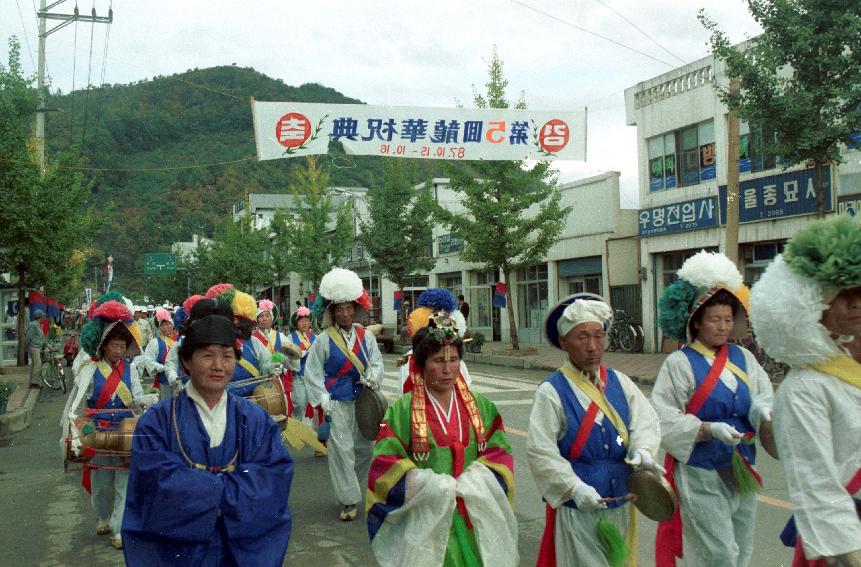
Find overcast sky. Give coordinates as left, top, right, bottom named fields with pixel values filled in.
left=1, top=1, right=763, bottom=207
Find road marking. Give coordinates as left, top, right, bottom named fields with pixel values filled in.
left=494, top=399, right=534, bottom=407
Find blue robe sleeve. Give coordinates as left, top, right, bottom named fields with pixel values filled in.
left=219, top=403, right=294, bottom=566
left=122, top=401, right=226, bottom=566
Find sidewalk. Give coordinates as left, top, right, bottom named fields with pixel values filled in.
left=461, top=341, right=667, bottom=384
left=0, top=367, right=41, bottom=447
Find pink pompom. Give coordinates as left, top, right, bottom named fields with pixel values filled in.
left=258, top=299, right=275, bottom=312
left=295, top=306, right=311, bottom=317
left=205, top=283, right=233, bottom=299
left=156, top=308, right=172, bottom=323
left=183, top=294, right=205, bottom=314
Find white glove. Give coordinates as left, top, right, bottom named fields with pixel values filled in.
left=153, top=363, right=166, bottom=374
left=141, top=393, right=159, bottom=407
left=270, top=364, right=284, bottom=377
left=625, top=448, right=667, bottom=475
left=760, top=407, right=773, bottom=423
left=709, top=422, right=743, bottom=445
left=320, top=396, right=334, bottom=416
left=361, top=374, right=382, bottom=391
left=571, top=481, right=606, bottom=512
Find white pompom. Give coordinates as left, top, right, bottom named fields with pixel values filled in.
left=677, top=250, right=743, bottom=292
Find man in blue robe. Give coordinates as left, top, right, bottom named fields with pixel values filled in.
left=122, top=309, right=294, bottom=566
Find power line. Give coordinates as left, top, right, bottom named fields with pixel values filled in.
left=591, top=0, right=687, bottom=65
left=509, top=0, right=676, bottom=68
left=0, top=154, right=256, bottom=172
left=80, top=1, right=97, bottom=148
left=14, top=0, right=37, bottom=70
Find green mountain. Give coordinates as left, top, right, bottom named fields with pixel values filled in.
left=43, top=65, right=453, bottom=294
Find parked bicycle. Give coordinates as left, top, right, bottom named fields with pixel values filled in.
left=40, top=340, right=66, bottom=392
left=606, top=309, right=644, bottom=353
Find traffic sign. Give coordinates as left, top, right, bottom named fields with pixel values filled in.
left=144, top=253, right=176, bottom=275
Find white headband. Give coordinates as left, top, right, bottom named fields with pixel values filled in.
left=557, top=300, right=613, bottom=338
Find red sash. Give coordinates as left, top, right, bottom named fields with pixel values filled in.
left=324, top=326, right=366, bottom=391
left=94, top=360, right=126, bottom=409
left=537, top=366, right=609, bottom=566
left=253, top=330, right=269, bottom=348
left=792, top=467, right=861, bottom=567
left=656, top=345, right=728, bottom=567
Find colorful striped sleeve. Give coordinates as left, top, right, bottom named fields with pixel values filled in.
left=475, top=394, right=515, bottom=505
left=366, top=395, right=417, bottom=541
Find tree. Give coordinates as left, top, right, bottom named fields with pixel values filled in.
left=0, top=37, right=98, bottom=363
left=700, top=1, right=861, bottom=217
left=435, top=49, right=571, bottom=350
left=359, top=160, right=436, bottom=306
left=193, top=212, right=269, bottom=293
left=276, top=156, right=352, bottom=294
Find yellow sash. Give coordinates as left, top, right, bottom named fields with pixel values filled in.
left=689, top=341, right=750, bottom=388
left=296, top=331, right=311, bottom=350
left=325, top=327, right=366, bottom=376
left=96, top=360, right=133, bottom=406
left=559, top=365, right=629, bottom=447
left=812, top=356, right=861, bottom=389
left=238, top=357, right=260, bottom=378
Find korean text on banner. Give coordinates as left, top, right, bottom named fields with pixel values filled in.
left=251, top=101, right=587, bottom=162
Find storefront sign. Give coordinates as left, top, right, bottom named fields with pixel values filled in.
left=252, top=101, right=587, bottom=162
left=438, top=233, right=464, bottom=255
left=838, top=193, right=861, bottom=217
left=719, top=167, right=832, bottom=224
left=638, top=197, right=718, bottom=236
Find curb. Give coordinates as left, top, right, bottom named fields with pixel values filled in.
left=0, top=384, right=40, bottom=447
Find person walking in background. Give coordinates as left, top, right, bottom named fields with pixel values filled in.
left=25, top=309, right=46, bottom=388
left=652, top=251, right=774, bottom=567
left=457, top=294, right=470, bottom=321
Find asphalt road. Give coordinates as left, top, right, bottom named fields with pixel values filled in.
left=0, top=356, right=794, bottom=566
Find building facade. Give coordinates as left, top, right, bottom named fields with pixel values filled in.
left=625, top=53, right=861, bottom=353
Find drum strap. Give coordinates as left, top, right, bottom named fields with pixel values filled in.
left=560, top=365, right=629, bottom=450
left=95, top=360, right=132, bottom=409
left=325, top=326, right=366, bottom=386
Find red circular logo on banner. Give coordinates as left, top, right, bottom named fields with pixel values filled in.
left=275, top=113, right=312, bottom=148
left=538, top=119, right=570, bottom=153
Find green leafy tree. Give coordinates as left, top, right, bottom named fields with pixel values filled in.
left=0, top=37, right=97, bottom=363
left=435, top=49, right=571, bottom=350
left=278, top=157, right=352, bottom=293
left=193, top=212, right=268, bottom=292
left=700, top=2, right=861, bottom=217
left=268, top=207, right=297, bottom=294
left=359, top=160, right=436, bottom=305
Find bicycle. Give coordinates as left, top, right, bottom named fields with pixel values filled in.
left=606, top=310, right=645, bottom=353
left=40, top=341, right=67, bottom=392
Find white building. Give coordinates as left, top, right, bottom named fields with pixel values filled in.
left=170, top=233, right=213, bottom=262
left=625, top=51, right=861, bottom=353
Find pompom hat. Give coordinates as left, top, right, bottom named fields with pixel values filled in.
left=80, top=296, right=141, bottom=359
left=311, top=268, right=371, bottom=327
left=407, top=288, right=467, bottom=338
left=657, top=250, right=750, bottom=343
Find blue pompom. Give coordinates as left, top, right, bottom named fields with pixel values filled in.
left=416, top=288, right=457, bottom=312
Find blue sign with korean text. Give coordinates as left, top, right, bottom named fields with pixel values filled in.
left=838, top=194, right=861, bottom=217
left=638, top=197, right=718, bottom=237
left=719, top=167, right=832, bottom=224
left=438, top=233, right=464, bottom=255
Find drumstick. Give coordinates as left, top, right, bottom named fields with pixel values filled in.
left=599, top=493, right=637, bottom=504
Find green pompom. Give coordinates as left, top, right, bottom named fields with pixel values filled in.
left=597, top=517, right=630, bottom=567
left=658, top=280, right=699, bottom=342
left=310, top=296, right=327, bottom=323
left=271, top=352, right=286, bottom=364
left=80, top=319, right=104, bottom=356
left=96, top=291, right=124, bottom=306
left=784, top=216, right=861, bottom=288
left=82, top=422, right=95, bottom=435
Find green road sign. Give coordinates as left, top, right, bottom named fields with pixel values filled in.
left=144, top=253, right=176, bottom=275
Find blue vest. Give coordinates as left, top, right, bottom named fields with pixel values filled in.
left=289, top=331, right=316, bottom=377
left=683, top=343, right=755, bottom=470
left=155, top=336, right=172, bottom=387
left=547, top=367, right=631, bottom=509
left=323, top=329, right=368, bottom=401
left=229, top=339, right=261, bottom=397
left=87, top=361, right=135, bottom=427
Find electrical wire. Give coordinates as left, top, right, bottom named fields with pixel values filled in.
left=509, top=0, right=676, bottom=68
left=80, top=0, right=96, bottom=148
left=69, top=4, right=78, bottom=143
left=0, top=154, right=256, bottom=172
left=591, top=0, right=687, bottom=65
left=14, top=0, right=37, bottom=70
left=98, top=0, right=110, bottom=86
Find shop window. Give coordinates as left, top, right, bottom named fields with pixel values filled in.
left=648, top=120, right=715, bottom=192
left=517, top=264, right=548, bottom=330
left=739, top=122, right=777, bottom=174
left=565, top=275, right=601, bottom=296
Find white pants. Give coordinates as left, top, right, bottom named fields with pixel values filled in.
left=328, top=400, right=374, bottom=506
left=677, top=462, right=757, bottom=567
left=554, top=503, right=629, bottom=567
left=29, top=347, right=43, bottom=386
left=90, top=456, right=129, bottom=535
left=291, top=376, right=314, bottom=427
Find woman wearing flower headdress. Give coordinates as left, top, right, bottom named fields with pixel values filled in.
left=397, top=288, right=471, bottom=394
left=366, top=311, right=517, bottom=567
left=285, top=305, right=323, bottom=433
left=652, top=251, right=774, bottom=567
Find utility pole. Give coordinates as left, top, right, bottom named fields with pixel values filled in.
left=36, top=0, right=113, bottom=169
left=723, top=79, right=741, bottom=267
